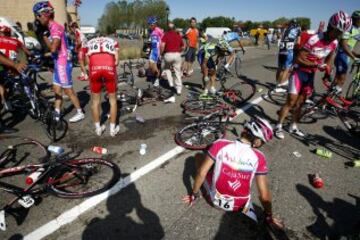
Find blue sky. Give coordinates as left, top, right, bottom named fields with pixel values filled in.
left=78, top=0, right=359, bottom=29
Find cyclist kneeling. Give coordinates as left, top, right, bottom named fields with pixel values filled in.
left=183, top=116, right=284, bottom=230
left=85, top=36, right=120, bottom=137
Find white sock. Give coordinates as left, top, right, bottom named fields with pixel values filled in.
left=225, top=63, right=229, bottom=68
left=290, top=123, right=297, bottom=130
left=110, top=123, right=116, bottom=131
left=276, top=123, right=282, bottom=129
left=55, top=108, right=60, bottom=114
left=95, top=122, right=100, bottom=129
left=77, top=109, right=83, bottom=114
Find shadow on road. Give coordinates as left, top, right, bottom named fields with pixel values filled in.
left=289, top=125, right=360, bottom=160
left=296, top=184, right=360, bottom=239
left=82, top=174, right=164, bottom=240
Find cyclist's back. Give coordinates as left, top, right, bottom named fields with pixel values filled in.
left=206, top=139, right=267, bottom=211
left=49, top=21, right=69, bottom=64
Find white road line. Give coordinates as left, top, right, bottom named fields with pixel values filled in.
left=24, top=95, right=265, bottom=240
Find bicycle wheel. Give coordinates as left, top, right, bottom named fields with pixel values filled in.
left=299, top=96, right=329, bottom=124
left=223, top=81, right=256, bottom=107
left=268, top=88, right=288, bottom=106
left=175, top=122, right=226, bottom=150
left=235, top=55, right=242, bottom=77
left=49, top=158, right=120, bottom=198
left=346, top=80, right=360, bottom=105
left=45, top=114, right=68, bottom=143
left=337, top=109, right=360, bottom=137
left=181, top=99, right=225, bottom=115
left=0, top=139, right=49, bottom=167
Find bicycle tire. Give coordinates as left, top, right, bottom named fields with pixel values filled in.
left=46, top=116, right=68, bottom=143
left=267, top=88, right=287, bottom=106
left=337, top=109, right=360, bottom=137
left=175, top=121, right=226, bottom=150
left=49, top=158, right=120, bottom=198
left=223, top=81, right=256, bottom=107
left=346, top=80, right=360, bottom=105
left=299, top=96, right=329, bottom=124
left=235, top=55, right=242, bottom=77
left=0, top=139, right=49, bottom=167
left=181, top=99, right=225, bottom=115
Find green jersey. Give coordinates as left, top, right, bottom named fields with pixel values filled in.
left=342, top=26, right=360, bottom=50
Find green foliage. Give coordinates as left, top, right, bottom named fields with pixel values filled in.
left=172, top=18, right=189, bottom=29
left=98, top=0, right=170, bottom=34
left=201, top=16, right=235, bottom=29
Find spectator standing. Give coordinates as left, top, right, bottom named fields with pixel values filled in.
left=183, top=17, right=199, bottom=76
left=161, top=21, right=185, bottom=103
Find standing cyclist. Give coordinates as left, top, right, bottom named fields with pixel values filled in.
left=334, top=10, right=360, bottom=90
left=183, top=116, right=284, bottom=229
left=33, top=1, right=85, bottom=123
left=70, top=22, right=88, bottom=81
left=275, top=19, right=301, bottom=93
left=274, top=12, right=351, bottom=139
left=147, top=16, right=164, bottom=87
left=86, top=36, right=120, bottom=137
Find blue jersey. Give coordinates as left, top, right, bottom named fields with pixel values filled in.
left=223, top=32, right=241, bottom=43
left=281, top=25, right=301, bottom=43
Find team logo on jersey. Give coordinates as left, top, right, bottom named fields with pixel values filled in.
left=228, top=179, right=241, bottom=191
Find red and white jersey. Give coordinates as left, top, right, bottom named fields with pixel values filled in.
left=86, top=37, right=119, bottom=57
left=75, top=28, right=87, bottom=48
left=299, top=32, right=338, bottom=73
left=206, top=139, right=268, bottom=211
left=0, top=36, right=23, bottom=61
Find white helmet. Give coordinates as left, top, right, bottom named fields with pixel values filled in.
left=244, top=116, right=273, bottom=143
left=329, top=11, right=352, bottom=33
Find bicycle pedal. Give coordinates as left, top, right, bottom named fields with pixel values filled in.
left=0, top=210, right=6, bottom=231
left=18, top=195, right=35, bottom=208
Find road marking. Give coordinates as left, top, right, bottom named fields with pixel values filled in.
left=24, top=95, right=265, bottom=240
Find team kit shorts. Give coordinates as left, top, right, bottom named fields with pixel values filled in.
left=288, top=69, right=315, bottom=96
left=278, top=50, right=294, bottom=70
left=53, top=60, right=73, bottom=88
left=89, top=53, right=117, bottom=94
left=335, top=51, right=350, bottom=75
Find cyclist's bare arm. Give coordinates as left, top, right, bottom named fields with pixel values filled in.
left=0, top=53, right=26, bottom=73
left=340, top=39, right=357, bottom=60
left=192, top=155, right=214, bottom=194
left=237, top=40, right=245, bottom=52
left=43, top=37, right=60, bottom=54
left=295, top=49, right=318, bottom=68
left=160, top=42, right=165, bottom=55
left=115, top=49, right=119, bottom=66
left=255, top=175, right=273, bottom=215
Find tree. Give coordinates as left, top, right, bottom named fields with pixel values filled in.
left=172, top=18, right=189, bottom=29
left=201, top=16, right=235, bottom=30
left=295, top=17, right=311, bottom=30
left=97, top=0, right=170, bottom=34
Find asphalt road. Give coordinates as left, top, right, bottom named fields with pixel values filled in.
left=0, top=45, right=359, bottom=240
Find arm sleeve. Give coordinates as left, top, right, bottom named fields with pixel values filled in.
left=254, top=149, right=268, bottom=175
left=50, top=25, right=62, bottom=39
left=207, top=140, right=231, bottom=161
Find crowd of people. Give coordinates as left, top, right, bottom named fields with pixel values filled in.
left=0, top=0, right=359, bottom=233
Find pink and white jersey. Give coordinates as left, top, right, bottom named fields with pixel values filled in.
left=206, top=139, right=268, bottom=212
left=86, top=37, right=119, bottom=57
left=49, top=21, right=68, bottom=64
left=75, top=29, right=87, bottom=48
left=299, top=32, right=338, bottom=73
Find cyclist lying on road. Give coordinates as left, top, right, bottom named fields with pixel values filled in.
left=183, top=116, right=284, bottom=230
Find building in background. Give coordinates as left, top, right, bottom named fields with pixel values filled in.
left=0, top=0, right=79, bottom=31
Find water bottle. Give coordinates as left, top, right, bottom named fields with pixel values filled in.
left=311, top=173, right=324, bottom=189
left=26, top=168, right=44, bottom=185
left=91, top=146, right=108, bottom=155
left=48, top=145, right=65, bottom=155
left=139, top=144, right=147, bottom=156
left=315, top=148, right=332, bottom=159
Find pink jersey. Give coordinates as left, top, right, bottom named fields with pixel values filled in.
left=206, top=139, right=268, bottom=211
left=49, top=21, right=69, bottom=64
left=299, top=32, right=338, bottom=73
